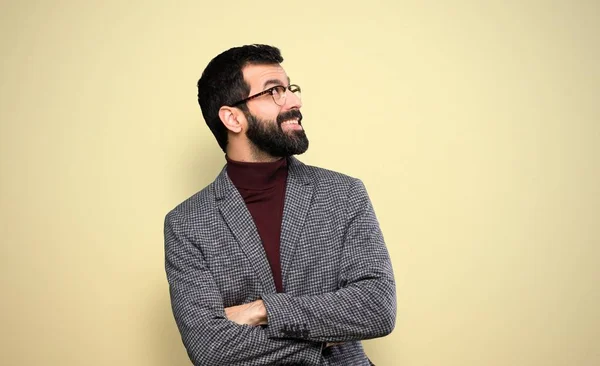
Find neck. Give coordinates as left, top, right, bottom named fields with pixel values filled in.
left=226, top=142, right=282, bottom=163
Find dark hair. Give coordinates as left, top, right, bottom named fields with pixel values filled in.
left=197, top=44, right=283, bottom=152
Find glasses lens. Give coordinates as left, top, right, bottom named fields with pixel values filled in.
left=272, top=85, right=301, bottom=106
left=272, top=86, right=286, bottom=106
left=290, top=85, right=301, bottom=100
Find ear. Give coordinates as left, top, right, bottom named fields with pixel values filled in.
left=218, top=106, right=244, bottom=134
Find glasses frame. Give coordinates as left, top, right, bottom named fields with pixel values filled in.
left=231, top=84, right=301, bottom=107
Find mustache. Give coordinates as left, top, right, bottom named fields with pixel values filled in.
left=277, top=109, right=303, bottom=126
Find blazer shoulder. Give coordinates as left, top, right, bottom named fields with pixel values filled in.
left=294, top=160, right=373, bottom=208
left=164, top=181, right=217, bottom=222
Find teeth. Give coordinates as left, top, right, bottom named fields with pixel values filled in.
left=282, top=119, right=299, bottom=125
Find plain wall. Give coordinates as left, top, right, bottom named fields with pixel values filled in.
left=1, top=1, right=598, bottom=365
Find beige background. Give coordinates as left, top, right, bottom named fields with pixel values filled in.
left=1, top=0, right=599, bottom=365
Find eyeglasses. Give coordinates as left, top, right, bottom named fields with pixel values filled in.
left=231, top=84, right=301, bottom=107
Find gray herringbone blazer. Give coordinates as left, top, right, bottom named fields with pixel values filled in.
left=164, top=157, right=396, bottom=365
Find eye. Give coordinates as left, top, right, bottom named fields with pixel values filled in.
left=271, top=85, right=286, bottom=97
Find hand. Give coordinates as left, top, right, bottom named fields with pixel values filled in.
left=225, top=299, right=268, bottom=326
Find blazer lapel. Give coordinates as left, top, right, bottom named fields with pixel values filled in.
left=214, top=167, right=277, bottom=294
left=280, top=157, right=314, bottom=289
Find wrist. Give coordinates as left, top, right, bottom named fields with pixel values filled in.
left=254, top=299, right=268, bottom=324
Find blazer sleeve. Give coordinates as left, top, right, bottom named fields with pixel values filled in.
left=261, top=178, right=397, bottom=343
left=164, top=209, right=323, bottom=366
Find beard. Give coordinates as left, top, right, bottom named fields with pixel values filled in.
left=245, top=108, right=309, bottom=158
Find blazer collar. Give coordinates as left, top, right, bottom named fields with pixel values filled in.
left=279, top=157, right=314, bottom=288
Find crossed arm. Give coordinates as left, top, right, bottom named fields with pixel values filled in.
left=164, top=179, right=396, bottom=365
left=224, top=301, right=341, bottom=349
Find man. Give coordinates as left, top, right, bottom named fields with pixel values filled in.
left=164, top=44, right=396, bottom=365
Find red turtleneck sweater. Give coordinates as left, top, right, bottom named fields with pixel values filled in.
left=226, top=156, right=288, bottom=293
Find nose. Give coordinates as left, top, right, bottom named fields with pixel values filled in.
left=283, top=90, right=302, bottom=110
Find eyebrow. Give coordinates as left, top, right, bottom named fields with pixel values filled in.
left=262, top=77, right=291, bottom=90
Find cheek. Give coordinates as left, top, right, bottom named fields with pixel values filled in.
left=251, top=103, right=280, bottom=120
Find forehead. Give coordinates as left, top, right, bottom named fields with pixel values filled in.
left=242, top=63, right=289, bottom=92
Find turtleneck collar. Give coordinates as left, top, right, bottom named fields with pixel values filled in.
left=225, top=155, right=289, bottom=190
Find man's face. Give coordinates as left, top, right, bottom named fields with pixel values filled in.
left=240, top=64, right=308, bottom=157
